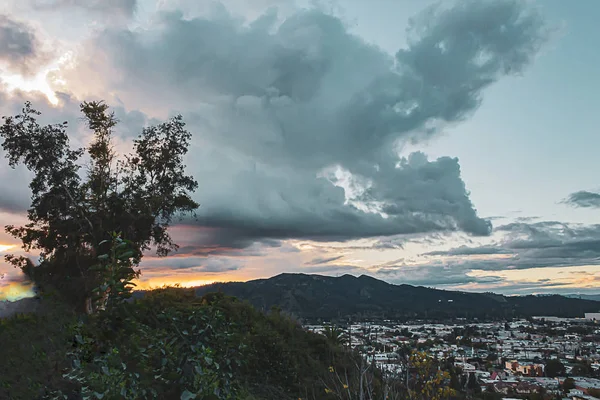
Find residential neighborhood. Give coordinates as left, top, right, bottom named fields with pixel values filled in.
left=307, top=314, right=600, bottom=399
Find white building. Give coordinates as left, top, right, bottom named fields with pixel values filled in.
left=585, top=313, right=600, bottom=321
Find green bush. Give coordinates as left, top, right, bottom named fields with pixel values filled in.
left=0, top=296, right=79, bottom=400
left=5, top=288, right=370, bottom=400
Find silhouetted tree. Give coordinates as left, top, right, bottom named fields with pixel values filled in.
left=467, top=372, right=481, bottom=394
left=545, top=359, right=565, bottom=377
left=0, top=101, right=198, bottom=310
left=562, top=377, right=575, bottom=392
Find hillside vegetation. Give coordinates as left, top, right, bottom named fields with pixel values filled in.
left=0, top=98, right=593, bottom=400
left=0, top=288, right=375, bottom=400
left=0, top=101, right=379, bottom=400
left=193, top=273, right=600, bottom=321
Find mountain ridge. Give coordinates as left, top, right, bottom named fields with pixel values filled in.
left=192, top=273, right=600, bottom=321
left=565, top=293, right=600, bottom=302
left=4, top=273, right=599, bottom=321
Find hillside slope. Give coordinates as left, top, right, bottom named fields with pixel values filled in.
left=565, top=294, right=600, bottom=302
left=193, top=273, right=600, bottom=321
left=0, top=289, right=367, bottom=400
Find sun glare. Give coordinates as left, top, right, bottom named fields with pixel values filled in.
left=0, top=52, right=72, bottom=106
left=183, top=279, right=216, bottom=287
left=0, top=244, right=15, bottom=253
left=0, top=281, right=36, bottom=302
left=134, top=278, right=217, bottom=290
left=1, top=71, right=59, bottom=105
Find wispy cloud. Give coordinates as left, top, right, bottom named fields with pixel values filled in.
left=562, top=190, right=600, bottom=209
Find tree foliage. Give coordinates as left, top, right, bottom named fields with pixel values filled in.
left=0, top=290, right=372, bottom=400
left=562, top=377, right=575, bottom=392
left=408, top=351, right=456, bottom=400
left=87, top=232, right=139, bottom=313
left=323, top=325, right=347, bottom=347
left=544, top=359, right=565, bottom=378
left=0, top=101, right=199, bottom=309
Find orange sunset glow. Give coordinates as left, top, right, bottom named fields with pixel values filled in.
left=0, top=280, right=35, bottom=302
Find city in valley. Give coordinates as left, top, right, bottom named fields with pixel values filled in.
left=306, top=312, right=600, bottom=399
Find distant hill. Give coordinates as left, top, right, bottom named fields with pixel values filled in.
left=565, top=294, right=600, bottom=302
left=0, top=297, right=40, bottom=318
left=190, top=273, right=600, bottom=321
left=5, top=274, right=599, bottom=322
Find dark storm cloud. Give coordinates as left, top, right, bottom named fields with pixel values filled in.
left=111, top=106, right=153, bottom=138
left=562, top=190, right=600, bottom=209
left=167, top=226, right=283, bottom=256
left=142, top=256, right=241, bottom=273
left=190, top=154, right=494, bottom=241
left=364, top=220, right=600, bottom=289
left=1, top=0, right=550, bottom=249
left=422, top=221, right=600, bottom=271
left=0, top=15, right=47, bottom=75
left=0, top=189, right=29, bottom=214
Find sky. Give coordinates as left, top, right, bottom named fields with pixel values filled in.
left=1, top=0, right=600, bottom=301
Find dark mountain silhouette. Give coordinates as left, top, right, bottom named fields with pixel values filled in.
left=0, top=297, right=41, bottom=318
left=5, top=274, right=599, bottom=321
left=190, top=273, right=600, bottom=321
left=565, top=294, right=600, bottom=302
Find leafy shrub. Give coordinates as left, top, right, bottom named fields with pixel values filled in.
left=41, top=288, right=368, bottom=400
left=0, top=296, right=79, bottom=400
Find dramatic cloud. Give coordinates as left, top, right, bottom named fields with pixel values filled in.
left=421, top=221, right=600, bottom=272
left=350, top=220, right=600, bottom=290
left=142, top=256, right=242, bottom=273
left=46, top=0, right=548, bottom=247
left=562, top=190, right=600, bottom=209
left=165, top=225, right=283, bottom=257
left=0, top=185, right=29, bottom=214
left=0, top=0, right=555, bottom=292
left=0, top=15, right=48, bottom=75
left=375, top=263, right=505, bottom=287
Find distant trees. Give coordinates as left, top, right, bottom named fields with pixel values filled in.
left=562, top=377, right=575, bottom=392
left=544, top=359, right=565, bottom=377
left=0, top=101, right=199, bottom=311
left=320, top=349, right=457, bottom=400
left=571, top=361, right=593, bottom=377
left=466, top=372, right=481, bottom=395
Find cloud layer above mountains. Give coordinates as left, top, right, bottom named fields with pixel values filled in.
left=46, top=0, right=548, bottom=243
left=2, top=0, right=581, bottom=292
left=424, top=221, right=600, bottom=270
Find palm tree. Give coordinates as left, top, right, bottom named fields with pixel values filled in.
left=323, top=325, right=347, bottom=346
